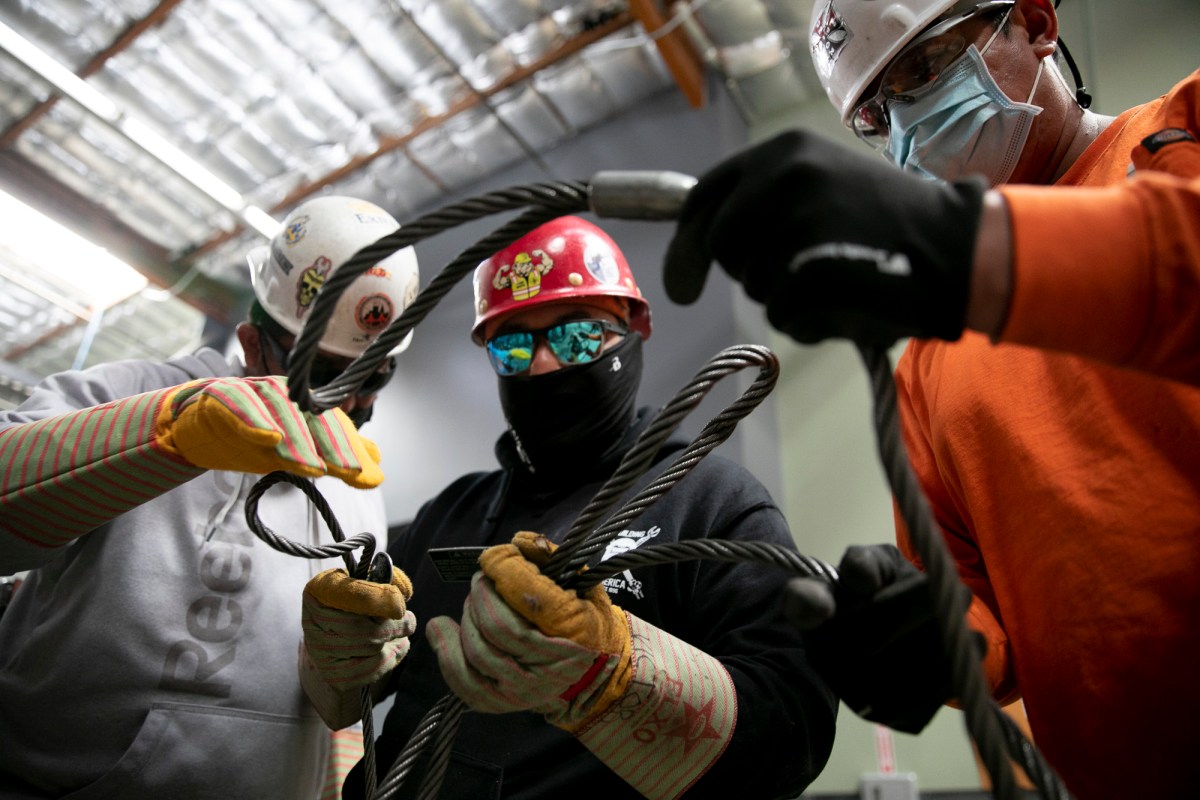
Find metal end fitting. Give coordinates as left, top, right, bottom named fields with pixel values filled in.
left=587, top=170, right=698, bottom=221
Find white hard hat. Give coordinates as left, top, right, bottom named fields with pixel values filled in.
left=248, top=195, right=420, bottom=358
left=809, top=0, right=974, bottom=126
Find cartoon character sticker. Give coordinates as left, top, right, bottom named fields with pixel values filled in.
left=493, top=249, right=553, bottom=302
left=295, top=256, right=333, bottom=318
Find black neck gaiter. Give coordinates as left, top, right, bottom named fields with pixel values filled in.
left=498, top=334, right=643, bottom=475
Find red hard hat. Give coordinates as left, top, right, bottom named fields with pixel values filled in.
left=471, top=216, right=652, bottom=344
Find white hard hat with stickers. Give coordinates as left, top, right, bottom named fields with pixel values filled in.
left=808, top=0, right=1001, bottom=126
left=248, top=195, right=420, bottom=358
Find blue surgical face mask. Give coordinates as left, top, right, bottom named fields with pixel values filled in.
left=886, top=31, right=1043, bottom=186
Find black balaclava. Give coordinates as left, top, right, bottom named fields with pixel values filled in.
left=498, top=333, right=643, bottom=475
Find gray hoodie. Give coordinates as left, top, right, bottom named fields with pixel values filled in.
left=0, top=349, right=387, bottom=799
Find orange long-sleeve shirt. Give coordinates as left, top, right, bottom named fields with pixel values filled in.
left=895, top=69, right=1200, bottom=800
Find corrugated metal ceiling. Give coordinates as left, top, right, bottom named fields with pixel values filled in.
left=0, top=0, right=818, bottom=409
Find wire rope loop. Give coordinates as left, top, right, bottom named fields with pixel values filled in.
left=546, top=343, right=780, bottom=585
left=286, top=182, right=590, bottom=412
left=243, top=470, right=377, bottom=576
left=236, top=175, right=1070, bottom=800
left=375, top=344, right=785, bottom=797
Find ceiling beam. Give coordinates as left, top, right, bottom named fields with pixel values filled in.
left=0, top=151, right=245, bottom=324
left=628, top=0, right=706, bottom=109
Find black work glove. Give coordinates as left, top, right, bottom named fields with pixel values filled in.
left=785, top=544, right=980, bottom=734
left=663, top=130, right=987, bottom=346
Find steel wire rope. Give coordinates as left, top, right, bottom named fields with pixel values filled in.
left=545, top=343, right=781, bottom=583
left=544, top=345, right=777, bottom=582
left=244, top=471, right=377, bottom=568
left=254, top=179, right=600, bottom=799
left=571, top=540, right=840, bottom=589
left=243, top=471, right=388, bottom=798
left=254, top=180, right=596, bottom=800
left=374, top=342, right=794, bottom=800
left=858, top=346, right=1070, bottom=800
left=284, top=182, right=592, bottom=411
left=236, top=170, right=1069, bottom=800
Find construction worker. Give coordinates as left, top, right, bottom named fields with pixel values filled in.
left=660, top=0, right=1200, bottom=797
left=0, top=195, right=419, bottom=798
left=301, top=216, right=838, bottom=799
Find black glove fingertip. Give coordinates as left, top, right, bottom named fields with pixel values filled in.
left=663, top=232, right=712, bottom=305
left=839, top=543, right=910, bottom=595
left=782, top=577, right=837, bottom=630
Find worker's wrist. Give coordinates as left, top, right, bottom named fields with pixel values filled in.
left=965, top=190, right=1015, bottom=339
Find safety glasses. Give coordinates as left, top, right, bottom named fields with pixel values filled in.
left=485, top=318, right=628, bottom=376
left=258, top=326, right=395, bottom=394
left=850, top=0, right=1014, bottom=146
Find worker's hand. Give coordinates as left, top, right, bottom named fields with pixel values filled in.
left=302, top=566, right=415, bottom=690
left=784, top=544, right=979, bottom=734
left=427, top=532, right=629, bottom=724
left=157, top=376, right=384, bottom=488
left=428, top=532, right=736, bottom=800
left=663, top=129, right=986, bottom=346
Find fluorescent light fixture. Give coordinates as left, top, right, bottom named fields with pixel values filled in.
left=0, top=20, right=277, bottom=240
left=120, top=116, right=246, bottom=211
left=0, top=189, right=148, bottom=311
left=0, top=21, right=119, bottom=120
left=242, top=206, right=283, bottom=239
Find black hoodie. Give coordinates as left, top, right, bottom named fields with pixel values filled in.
left=347, top=408, right=837, bottom=800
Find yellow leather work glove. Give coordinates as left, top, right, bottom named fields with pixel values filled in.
left=303, top=566, right=415, bottom=689
left=157, top=376, right=383, bottom=489
left=2, top=376, right=380, bottom=549
left=428, top=532, right=737, bottom=800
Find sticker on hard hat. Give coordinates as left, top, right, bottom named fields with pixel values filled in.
left=269, top=238, right=295, bottom=276
left=584, top=241, right=619, bottom=285
left=296, top=257, right=333, bottom=317
left=492, top=249, right=554, bottom=303
left=810, top=1, right=850, bottom=80
left=284, top=214, right=309, bottom=245
left=356, top=294, right=393, bottom=332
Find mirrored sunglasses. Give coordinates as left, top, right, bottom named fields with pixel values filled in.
left=851, top=0, right=1014, bottom=146
left=485, top=318, right=628, bottom=376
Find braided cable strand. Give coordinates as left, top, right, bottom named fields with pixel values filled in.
left=375, top=345, right=785, bottom=799
left=549, top=344, right=780, bottom=584
left=360, top=690, right=379, bottom=800
left=996, top=709, right=1070, bottom=800
left=573, top=540, right=839, bottom=590
left=857, top=346, right=1071, bottom=800
left=370, top=695, right=464, bottom=800
left=244, top=471, right=375, bottom=573
left=413, top=698, right=465, bottom=800
left=242, top=470, right=386, bottom=799
left=238, top=172, right=1067, bottom=800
